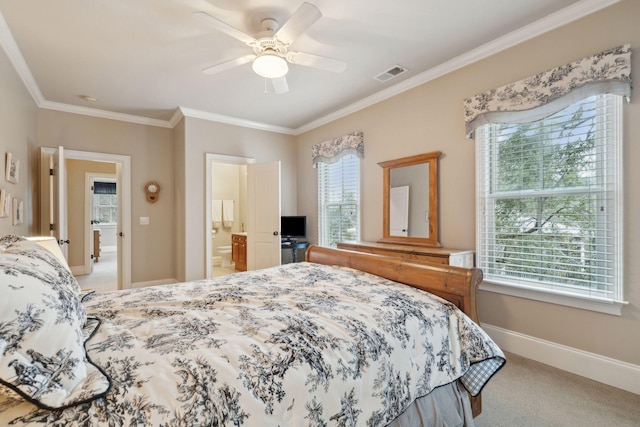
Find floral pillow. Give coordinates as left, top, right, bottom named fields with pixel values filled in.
left=0, top=235, right=111, bottom=410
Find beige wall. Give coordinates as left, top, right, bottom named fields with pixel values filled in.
left=176, top=116, right=296, bottom=281
left=172, top=118, right=186, bottom=282
left=1, top=0, right=635, bottom=370
left=0, top=44, right=37, bottom=236
left=65, top=159, right=116, bottom=268
left=37, top=110, right=176, bottom=284
left=296, top=0, right=640, bottom=366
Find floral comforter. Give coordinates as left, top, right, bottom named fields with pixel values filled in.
left=0, top=262, right=504, bottom=426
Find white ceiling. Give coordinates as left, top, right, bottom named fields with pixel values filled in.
left=0, top=0, right=618, bottom=134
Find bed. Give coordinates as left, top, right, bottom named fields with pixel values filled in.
left=0, top=235, right=504, bottom=426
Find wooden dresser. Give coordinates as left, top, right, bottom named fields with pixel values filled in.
left=337, top=241, right=474, bottom=268
left=231, top=233, right=247, bottom=271
left=93, top=229, right=101, bottom=262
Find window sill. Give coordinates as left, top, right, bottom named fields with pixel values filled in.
left=479, top=280, right=628, bottom=316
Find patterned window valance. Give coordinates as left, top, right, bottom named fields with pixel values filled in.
left=312, top=131, right=364, bottom=167
left=464, top=44, right=632, bottom=137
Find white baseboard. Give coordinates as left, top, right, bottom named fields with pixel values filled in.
left=129, top=278, right=178, bottom=289
left=482, top=323, right=640, bottom=395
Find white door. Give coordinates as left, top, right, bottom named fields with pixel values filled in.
left=247, top=161, right=281, bottom=270
left=48, top=146, right=70, bottom=259
left=116, top=162, right=123, bottom=287
left=390, top=185, right=409, bottom=237
left=41, top=147, right=132, bottom=289
left=88, top=180, right=94, bottom=274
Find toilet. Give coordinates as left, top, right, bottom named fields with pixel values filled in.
left=218, top=245, right=233, bottom=267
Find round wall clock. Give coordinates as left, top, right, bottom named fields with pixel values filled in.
left=145, top=181, right=160, bottom=203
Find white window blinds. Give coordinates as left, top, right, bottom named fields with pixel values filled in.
left=476, top=94, right=623, bottom=303
left=317, top=154, right=360, bottom=248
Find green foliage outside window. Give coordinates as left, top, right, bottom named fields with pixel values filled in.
left=486, top=96, right=613, bottom=293
left=94, top=194, right=118, bottom=224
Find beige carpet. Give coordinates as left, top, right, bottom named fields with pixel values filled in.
left=475, top=352, right=640, bottom=426
left=75, top=251, right=118, bottom=292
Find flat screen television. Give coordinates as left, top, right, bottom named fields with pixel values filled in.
left=280, top=216, right=306, bottom=240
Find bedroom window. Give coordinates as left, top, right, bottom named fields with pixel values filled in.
left=476, top=94, right=624, bottom=313
left=317, top=154, right=361, bottom=248
left=93, top=181, right=117, bottom=225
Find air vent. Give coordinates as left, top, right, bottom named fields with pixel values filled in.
left=374, top=65, right=408, bottom=82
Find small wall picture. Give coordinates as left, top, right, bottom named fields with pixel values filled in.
left=0, top=190, right=8, bottom=218
left=5, top=152, right=19, bottom=184
left=12, top=198, right=23, bottom=225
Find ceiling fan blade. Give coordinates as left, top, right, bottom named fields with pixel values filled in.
left=271, top=76, right=289, bottom=94
left=193, top=11, right=256, bottom=46
left=287, top=51, right=346, bottom=73
left=274, top=2, right=322, bottom=45
left=202, top=55, right=256, bottom=75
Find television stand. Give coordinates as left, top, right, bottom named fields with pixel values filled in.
left=281, top=239, right=309, bottom=263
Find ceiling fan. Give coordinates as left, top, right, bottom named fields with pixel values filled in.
left=194, top=2, right=346, bottom=94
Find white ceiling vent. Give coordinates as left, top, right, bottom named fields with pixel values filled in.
left=374, top=65, right=408, bottom=82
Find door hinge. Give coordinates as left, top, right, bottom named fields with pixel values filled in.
left=49, top=224, right=55, bottom=231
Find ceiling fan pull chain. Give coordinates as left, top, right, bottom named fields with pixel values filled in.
left=264, top=78, right=268, bottom=94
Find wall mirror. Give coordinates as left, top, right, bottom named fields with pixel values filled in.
left=378, top=151, right=441, bottom=247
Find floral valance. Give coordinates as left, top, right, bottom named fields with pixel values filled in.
left=464, top=44, right=632, bottom=137
left=312, top=131, right=364, bottom=167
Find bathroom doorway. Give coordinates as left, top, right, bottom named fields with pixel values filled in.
left=211, top=161, right=247, bottom=277
left=205, top=154, right=254, bottom=279
left=205, top=153, right=282, bottom=278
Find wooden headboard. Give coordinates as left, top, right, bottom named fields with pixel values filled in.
left=305, top=245, right=484, bottom=416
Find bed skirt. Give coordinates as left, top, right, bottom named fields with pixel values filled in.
left=388, top=380, right=475, bottom=427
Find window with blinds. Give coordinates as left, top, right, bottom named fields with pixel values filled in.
left=476, top=94, right=623, bottom=302
left=317, top=154, right=360, bottom=248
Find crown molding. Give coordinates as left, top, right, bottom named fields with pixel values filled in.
left=39, top=100, right=174, bottom=128
left=177, top=107, right=297, bottom=135
left=0, top=0, right=621, bottom=135
left=294, top=0, right=622, bottom=134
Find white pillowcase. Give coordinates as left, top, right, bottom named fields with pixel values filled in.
left=0, top=235, right=110, bottom=409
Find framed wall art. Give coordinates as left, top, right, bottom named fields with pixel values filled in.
left=12, top=198, right=23, bottom=225
left=0, top=190, right=8, bottom=218
left=5, top=152, right=19, bottom=184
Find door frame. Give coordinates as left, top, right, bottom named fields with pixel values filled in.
left=84, top=172, right=117, bottom=274
left=41, top=147, right=132, bottom=289
left=204, top=153, right=255, bottom=279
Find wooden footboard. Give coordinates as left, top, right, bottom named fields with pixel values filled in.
left=306, top=245, right=484, bottom=416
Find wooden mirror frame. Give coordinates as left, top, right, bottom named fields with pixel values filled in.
left=378, top=151, right=441, bottom=247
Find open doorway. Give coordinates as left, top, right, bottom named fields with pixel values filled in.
left=39, top=147, right=132, bottom=290
left=77, top=173, right=118, bottom=292
left=205, top=154, right=254, bottom=279
left=204, top=154, right=282, bottom=278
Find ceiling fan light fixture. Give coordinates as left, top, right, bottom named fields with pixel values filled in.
left=252, top=53, right=288, bottom=79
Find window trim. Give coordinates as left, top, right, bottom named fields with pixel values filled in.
left=317, top=154, right=361, bottom=248
left=475, top=94, right=627, bottom=316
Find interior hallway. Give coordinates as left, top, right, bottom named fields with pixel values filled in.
left=76, top=250, right=117, bottom=293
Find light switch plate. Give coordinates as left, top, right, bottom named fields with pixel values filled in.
left=140, top=216, right=150, bottom=225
